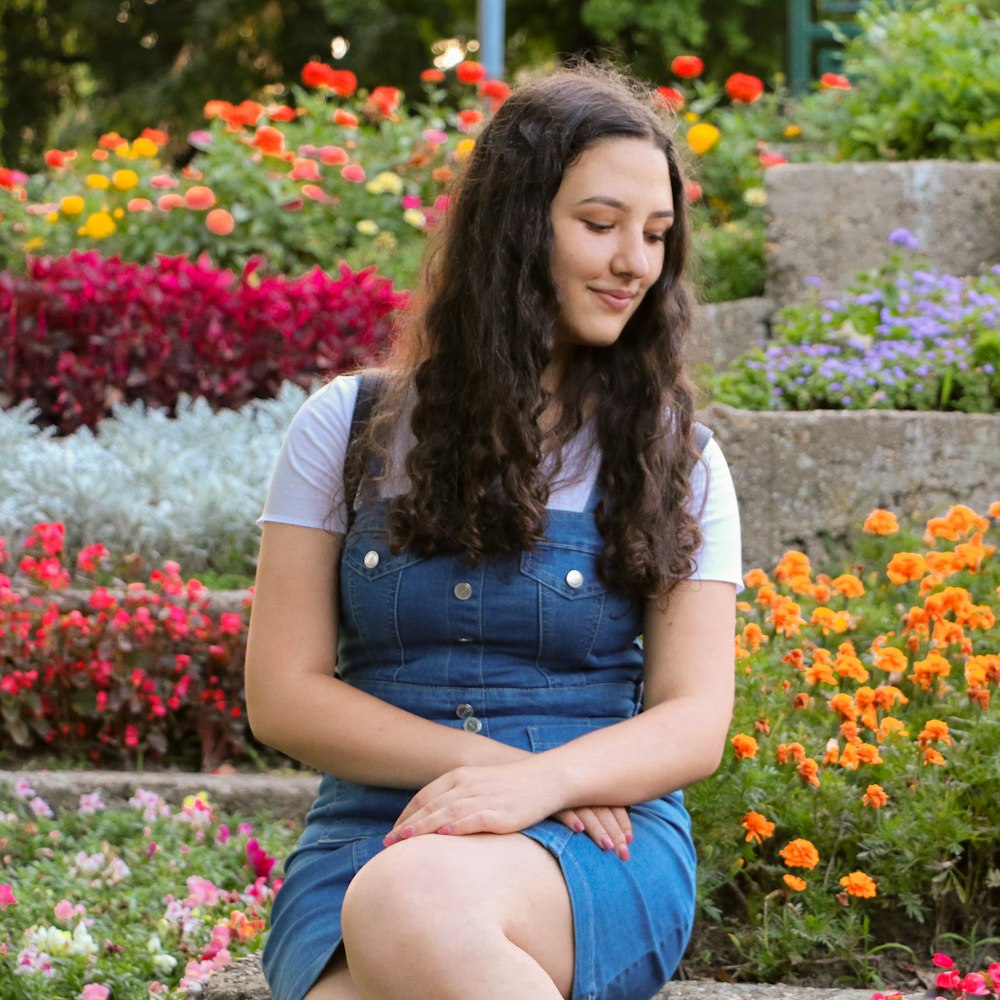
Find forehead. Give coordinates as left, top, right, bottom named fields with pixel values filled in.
left=555, top=137, right=673, bottom=207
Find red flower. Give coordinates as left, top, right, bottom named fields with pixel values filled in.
left=725, top=72, right=764, bottom=103
left=365, top=86, right=401, bottom=119
left=456, top=60, right=487, bottom=84
left=655, top=86, right=685, bottom=111
left=421, top=68, right=445, bottom=83
left=44, top=148, right=77, bottom=168
left=457, top=108, right=484, bottom=131
left=819, top=72, right=851, bottom=91
left=329, top=70, right=358, bottom=97
left=479, top=78, right=510, bottom=110
left=759, top=150, right=788, bottom=168
left=301, top=61, right=335, bottom=89
left=685, top=181, right=702, bottom=202
left=670, top=55, right=704, bottom=78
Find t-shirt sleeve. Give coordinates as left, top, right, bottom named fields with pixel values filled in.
left=258, top=375, right=361, bottom=534
left=688, top=437, right=743, bottom=588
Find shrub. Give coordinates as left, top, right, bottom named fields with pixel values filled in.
left=1, top=251, right=404, bottom=433
left=708, top=235, right=1000, bottom=412
left=0, top=780, right=296, bottom=999
left=794, top=1, right=1000, bottom=162
left=688, top=500, right=1000, bottom=982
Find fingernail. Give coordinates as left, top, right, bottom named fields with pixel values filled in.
left=436, top=826, right=452, bottom=835
left=400, top=825, right=416, bottom=840
left=625, top=832, right=634, bottom=845
left=573, top=820, right=585, bottom=833
left=601, top=835, right=614, bottom=850
left=617, top=845, right=630, bottom=862
left=382, top=832, right=397, bottom=847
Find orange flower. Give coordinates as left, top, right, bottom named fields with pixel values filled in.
left=671, top=55, right=705, bottom=79
left=911, top=650, right=952, bottom=691
left=184, top=185, right=216, bottom=210
left=886, top=552, right=928, bottom=585
left=831, top=573, right=865, bottom=598
left=878, top=717, right=908, bottom=740
left=811, top=606, right=855, bottom=635
left=44, top=148, right=78, bottom=168
left=775, top=741, right=806, bottom=764
left=730, top=734, right=758, bottom=760
left=457, top=108, right=484, bottom=131
left=289, top=157, right=321, bottom=181
left=725, top=72, right=764, bottom=103
left=862, top=784, right=889, bottom=808
left=205, top=208, right=235, bottom=235
left=917, top=719, right=952, bottom=747
left=922, top=746, right=946, bottom=766
left=333, top=108, right=359, bottom=128
left=779, top=838, right=820, bottom=869
left=854, top=742, right=883, bottom=766
left=792, top=691, right=812, bottom=711
left=925, top=504, right=989, bottom=541
left=822, top=738, right=840, bottom=765
left=742, top=622, right=767, bottom=651
left=797, top=757, right=820, bottom=787
left=222, top=100, right=264, bottom=129
left=421, top=68, right=446, bottom=83
left=743, top=568, right=769, bottom=588
left=365, top=86, right=401, bottom=119
left=253, top=126, right=285, bottom=155
left=741, top=811, right=775, bottom=844
left=828, top=693, right=857, bottom=721
left=140, top=127, right=169, bottom=145
left=834, top=644, right=869, bottom=683
left=655, top=86, right=685, bottom=111
left=783, top=874, right=807, bottom=891
left=839, top=871, right=877, bottom=898
left=203, top=99, right=233, bottom=120
left=863, top=509, right=899, bottom=535
left=775, top=550, right=811, bottom=582
left=873, top=645, right=907, bottom=674
left=769, top=597, right=804, bottom=637
left=456, top=60, right=487, bottom=84
left=988, top=501, right=1000, bottom=518
left=819, top=72, right=852, bottom=91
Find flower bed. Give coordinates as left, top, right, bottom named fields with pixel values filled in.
left=3, top=499, right=1000, bottom=983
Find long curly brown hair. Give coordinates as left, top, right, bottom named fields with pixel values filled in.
left=347, top=62, right=703, bottom=598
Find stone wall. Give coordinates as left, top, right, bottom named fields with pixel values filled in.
left=701, top=405, right=1000, bottom=573
left=764, top=161, right=1000, bottom=307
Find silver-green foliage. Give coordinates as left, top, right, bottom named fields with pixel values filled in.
left=0, top=384, right=312, bottom=575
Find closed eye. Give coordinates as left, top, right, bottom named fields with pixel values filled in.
left=645, top=231, right=668, bottom=244
left=584, top=221, right=613, bottom=233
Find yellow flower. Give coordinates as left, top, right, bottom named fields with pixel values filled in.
left=373, top=231, right=398, bottom=252
left=743, top=187, right=767, bottom=207
left=78, top=211, right=116, bottom=239
left=60, top=195, right=86, bottom=216
left=356, top=219, right=380, bottom=236
left=46, top=211, right=58, bottom=223
left=365, top=171, right=404, bottom=196
left=784, top=124, right=803, bottom=138
left=687, top=123, right=720, bottom=155
left=403, top=207, right=426, bottom=229
left=131, top=136, right=159, bottom=158
left=684, top=111, right=700, bottom=123
left=112, top=168, right=139, bottom=191
left=454, top=138, right=476, bottom=161
left=24, top=236, right=45, bottom=251
left=113, top=207, right=125, bottom=219
left=86, top=173, right=111, bottom=190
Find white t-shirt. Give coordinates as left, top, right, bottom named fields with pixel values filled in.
left=260, top=376, right=743, bottom=588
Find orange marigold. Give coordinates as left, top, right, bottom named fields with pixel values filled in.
left=797, top=757, right=820, bottom=787
left=911, top=650, right=952, bottom=691
left=873, top=645, right=908, bottom=674
left=829, top=692, right=857, bottom=720
left=917, top=719, right=952, bottom=747
left=862, top=784, right=889, bottom=808
left=770, top=597, right=804, bottom=637
left=831, top=573, right=865, bottom=598
left=741, top=811, right=775, bottom=844
left=730, top=733, right=759, bottom=760
left=775, top=550, right=811, bottom=582
left=862, top=509, right=899, bottom=535
left=989, top=500, right=1000, bottom=518
left=776, top=741, right=806, bottom=765
left=839, top=871, right=877, bottom=898
left=743, top=568, right=770, bottom=589
left=783, top=874, right=807, bottom=891
left=779, top=838, right=820, bottom=869
left=886, top=552, right=928, bottom=586
left=923, top=746, right=946, bottom=766
left=925, top=504, right=989, bottom=541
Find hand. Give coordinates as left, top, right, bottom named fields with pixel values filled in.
left=555, top=806, right=632, bottom=861
left=383, top=760, right=560, bottom=845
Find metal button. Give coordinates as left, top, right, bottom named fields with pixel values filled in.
left=457, top=637, right=474, bottom=643
left=463, top=717, right=483, bottom=733
left=363, top=550, right=380, bottom=569
left=453, top=581, right=473, bottom=600
left=565, top=569, right=584, bottom=589
left=456, top=704, right=474, bottom=719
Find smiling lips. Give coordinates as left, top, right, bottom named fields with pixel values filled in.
left=590, top=286, right=637, bottom=310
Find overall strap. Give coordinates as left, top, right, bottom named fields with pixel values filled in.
left=345, top=372, right=381, bottom=534
left=582, top=420, right=714, bottom=513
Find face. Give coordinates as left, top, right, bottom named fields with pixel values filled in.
left=548, top=136, right=674, bottom=354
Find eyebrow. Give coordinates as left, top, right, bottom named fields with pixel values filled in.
left=575, top=196, right=674, bottom=218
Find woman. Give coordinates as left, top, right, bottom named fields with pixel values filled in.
left=245, top=63, right=741, bottom=1000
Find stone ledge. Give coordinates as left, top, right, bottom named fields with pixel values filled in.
left=205, top=954, right=922, bottom=1000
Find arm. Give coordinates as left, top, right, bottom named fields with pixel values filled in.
left=386, top=578, right=736, bottom=838
left=244, top=522, right=531, bottom=787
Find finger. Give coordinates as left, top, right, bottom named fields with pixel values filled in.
left=581, top=806, right=630, bottom=861
left=554, top=809, right=586, bottom=834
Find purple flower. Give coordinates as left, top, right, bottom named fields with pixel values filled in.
left=888, top=227, right=919, bottom=250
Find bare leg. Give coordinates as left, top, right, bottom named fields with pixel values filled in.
left=340, top=833, right=575, bottom=1000
left=302, top=947, right=360, bottom=1000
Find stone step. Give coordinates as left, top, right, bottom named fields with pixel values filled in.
left=206, top=954, right=922, bottom=1000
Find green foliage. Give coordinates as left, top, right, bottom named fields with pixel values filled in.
left=688, top=503, right=1000, bottom=981
left=0, top=781, right=298, bottom=998
left=795, top=0, right=1000, bottom=161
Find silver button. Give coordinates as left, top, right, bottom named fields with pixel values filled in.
left=457, top=637, right=474, bottom=643
left=363, top=550, right=380, bottom=569
left=453, top=581, right=473, bottom=600
left=463, top=717, right=483, bottom=733
left=565, top=569, right=584, bottom=589
left=456, top=704, right=474, bottom=719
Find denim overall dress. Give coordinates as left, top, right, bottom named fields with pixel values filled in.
left=263, top=447, right=698, bottom=1000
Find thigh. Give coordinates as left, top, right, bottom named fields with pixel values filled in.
left=343, top=831, right=575, bottom=996
left=303, top=946, right=358, bottom=1000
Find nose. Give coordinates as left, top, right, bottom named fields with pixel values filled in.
left=612, top=227, right=651, bottom=279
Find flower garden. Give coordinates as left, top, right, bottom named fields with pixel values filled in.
left=2, top=0, right=1000, bottom=995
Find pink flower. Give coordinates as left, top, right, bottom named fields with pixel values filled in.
left=0, top=884, right=17, bottom=908
left=82, top=985, right=111, bottom=1000
left=936, top=970, right=962, bottom=991
left=933, top=954, right=955, bottom=969
left=54, top=898, right=85, bottom=921
left=246, top=838, right=276, bottom=880
left=401, top=194, right=422, bottom=210
left=341, top=164, right=366, bottom=183
left=959, top=973, right=990, bottom=996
